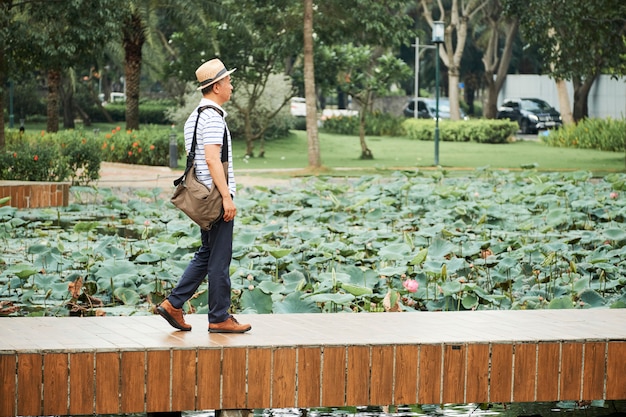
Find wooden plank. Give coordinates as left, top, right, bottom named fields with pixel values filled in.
left=69, top=352, right=94, bottom=415
left=560, top=343, right=582, bottom=401
left=297, top=347, right=321, bottom=407
left=582, top=342, right=605, bottom=400
left=272, top=348, right=297, bottom=408
left=370, top=345, right=393, bottom=405
left=321, top=346, right=346, bottom=407
left=606, top=341, right=626, bottom=400
left=17, top=353, right=42, bottom=416
left=248, top=348, right=272, bottom=408
left=172, top=349, right=197, bottom=411
left=43, top=353, right=68, bottom=416
left=443, top=344, right=466, bottom=404
left=120, top=351, right=145, bottom=413
left=536, top=342, right=559, bottom=401
left=0, top=355, right=16, bottom=417
left=465, top=344, right=489, bottom=403
left=222, top=348, right=247, bottom=409
left=394, top=345, right=418, bottom=405
left=95, top=352, right=120, bottom=415
left=513, top=343, right=536, bottom=402
left=346, top=346, right=370, bottom=406
left=197, top=349, right=221, bottom=410
left=418, top=344, right=441, bottom=405
left=490, top=344, right=513, bottom=403
left=146, top=350, right=171, bottom=412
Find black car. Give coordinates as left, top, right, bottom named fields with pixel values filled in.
left=496, top=98, right=562, bottom=134
left=403, top=97, right=468, bottom=120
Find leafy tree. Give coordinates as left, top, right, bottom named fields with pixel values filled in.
left=514, top=0, right=626, bottom=122
left=0, top=0, right=31, bottom=148
left=420, top=0, right=490, bottom=121
left=337, top=45, right=412, bottom=159
left=166, top=0, right=301, bottom=157
left=25, top=0, right=125, bottom=132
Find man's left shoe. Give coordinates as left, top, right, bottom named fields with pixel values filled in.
left=208, top=316, right=251, bottom=333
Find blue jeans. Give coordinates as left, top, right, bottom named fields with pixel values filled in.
left=167, top=219, right=234, bottom=323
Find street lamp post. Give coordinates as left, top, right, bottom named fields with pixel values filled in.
left=411, top=37, right=435, bottom=119
left=432, top=21, right=444, bottom=166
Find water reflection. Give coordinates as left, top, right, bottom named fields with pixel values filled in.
left=183, top=402, right=626, bottom=417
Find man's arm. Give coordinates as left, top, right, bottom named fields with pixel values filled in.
left=204, top=143, right=236, bottom=222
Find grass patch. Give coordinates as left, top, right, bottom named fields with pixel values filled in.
left=14, top=123, right=625, bottom=176
left=232, top=130, right=624, bottom=176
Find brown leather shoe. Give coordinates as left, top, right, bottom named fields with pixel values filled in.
left=208, top=316, right=251, bottom=333
left=156, top=299, right=192, bottom=331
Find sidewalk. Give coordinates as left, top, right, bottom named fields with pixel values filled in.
left=95, top=162, right=290, bottom=190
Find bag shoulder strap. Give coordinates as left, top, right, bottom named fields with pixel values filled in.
left=174, top=105, right=229, bottom=186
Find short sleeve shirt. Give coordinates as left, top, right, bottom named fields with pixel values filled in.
left=183, top=98, right=236, bottom=196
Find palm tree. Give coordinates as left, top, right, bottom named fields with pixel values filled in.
left=122, top=4, right=146, bottom=131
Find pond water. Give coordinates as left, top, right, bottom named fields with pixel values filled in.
left=179, top=402, right=626, bottom=417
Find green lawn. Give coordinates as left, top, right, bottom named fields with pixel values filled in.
left=16, top=122, right=626, bottom=176
left=231, top=130, right=625, bottom=176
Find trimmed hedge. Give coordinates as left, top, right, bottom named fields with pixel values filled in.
left=402, top=119, right=518, bottom=144
left=321, top=112, right=406, bottom=137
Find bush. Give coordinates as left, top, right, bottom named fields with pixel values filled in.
left=58, top=131, right=102, bottom=185
left=542, top=117, right=626, bottom=152
left=402, top=119, right=517, bottom=144
left=85, top=100, right=176, bottom=124
left=96, top=125, right=179, bottom=166
left=321, top=112, right=406, bottom=136
left=0, top=130, right=70, bottom=182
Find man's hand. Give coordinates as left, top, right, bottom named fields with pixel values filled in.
left=222, top=196, right=236, bottom=222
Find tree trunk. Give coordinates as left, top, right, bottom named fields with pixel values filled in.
left=482, top=10, right=519, bottom=119
left=357, top=94, right=373, bottom=160
left=555, top=79, right=574, bottom=126
left=448, top=67, right=461, bottom=120
left=46, top=69, right=61, bottom=133
left=303, top=0, right=322, bottom=168
left=123, top=11, right=145, bottom=131
left=243, top=111, right=255, bottom=157
left=61, top=81, right=75, bottom=129
left=0, top=45, right=6, bottom=149
left=572, top=74, right=597, bottom=122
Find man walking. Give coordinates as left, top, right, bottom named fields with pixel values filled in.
left=157, top=58, right=251, bottom=334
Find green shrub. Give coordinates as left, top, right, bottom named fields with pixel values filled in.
left=402, top=119, right=517, bottom=144
left=96, top=125, right=178, bottom=166
left=84, top=100, right=176, bottom=124
left=321, top=112, right=406, bottom=136
left=542, top=117, right=626, bottom=152
left=321, top=115, right=360, bottom=135
left=58, top=131, right=102, bottom=185
left=0, top=131, right=70, bottom=182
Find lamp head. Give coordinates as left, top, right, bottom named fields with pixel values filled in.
left=432, top=21, right=445, bottom=44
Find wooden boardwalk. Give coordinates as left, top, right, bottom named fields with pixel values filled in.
left=1, top=309, right=625, bottom=416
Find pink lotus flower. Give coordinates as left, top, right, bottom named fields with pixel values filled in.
left=402, top=279, right=419, bottom=293
left=610, top=192, right=618, bottom=199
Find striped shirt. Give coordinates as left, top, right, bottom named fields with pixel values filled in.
left=183, top=98, right=236, bottom=196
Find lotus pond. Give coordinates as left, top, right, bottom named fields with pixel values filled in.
left=1, top=169, right=625, bottom=317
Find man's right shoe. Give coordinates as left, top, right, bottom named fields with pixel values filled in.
left=208, top=316, right=251, bottom=333
left=156, top=299, right=192, bottom=331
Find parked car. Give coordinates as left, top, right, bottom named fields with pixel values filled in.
left=403, top=97, right=468, bottom=120
left=496, top=98, right=562, bottom=134
left=290, top=97, right=306, bottom=117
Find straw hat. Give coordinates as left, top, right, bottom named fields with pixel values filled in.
left=195, top=59, right=236, bottom=90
